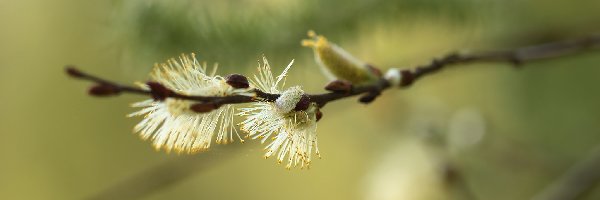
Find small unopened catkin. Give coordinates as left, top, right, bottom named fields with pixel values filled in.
left=302, top=30, right=379, bottom=85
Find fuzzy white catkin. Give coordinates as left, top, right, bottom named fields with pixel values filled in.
left=384, top=68, right=402, bottom=86
left=275, top=86, right=304, bottom=113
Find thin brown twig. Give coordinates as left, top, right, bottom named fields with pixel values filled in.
left=67, top=34, right=600, bottom=109
left=402, top=33, right=600, bottom=86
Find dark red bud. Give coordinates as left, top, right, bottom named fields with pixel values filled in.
left=316, top=110, right=323, bottom=122
left=325, top=80, right=353, bottom=93
left=65, top=66, right=85, bottom=78
left=190, top=103, right=221, bottom=113
left=399, top=70, right=414, bottom=87
left=89, top=84, right=120, bottom=97
left=225, top=74, right=250, bottom=89
left=146, top=82, right=172, bottom=101
left=294, top=95, right=311, bottom=111
left=358, top=91, right=380, bottom=104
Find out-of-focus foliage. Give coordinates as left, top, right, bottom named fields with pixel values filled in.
left=2, top=0, right=600, bottom=199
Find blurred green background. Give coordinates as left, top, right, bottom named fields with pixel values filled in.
left=2, top=0, right=600, bottom=199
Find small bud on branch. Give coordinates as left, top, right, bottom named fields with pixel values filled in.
left=225, top=74, right=250, bottom=89
left=325, top=80, right=353, bottom=93
left=399, top=70, right=415, bottom=87
left=293, top=95, right=311, bottom=111
left=316, top=110, right=323, bottom=122
left=358, top=91, right=380, bottom=104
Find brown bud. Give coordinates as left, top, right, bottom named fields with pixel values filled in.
left=190, top=103, right=221, bottom=113
left=293, top=95, right=311, bottom=111
left=225, top=74, right=250, bottom=89
left=324, top=80, right=353, bottom=93
left=399, top=70, right=414, bottom=87
left=89, top=84, right=120, bottom=97
left=65, top=66, right=85, bottom=78
left=316, top=110, right=323, bottom=122
left=358, top=91, right=380, bottom=104
left=146, top=82, right=172, bottom=101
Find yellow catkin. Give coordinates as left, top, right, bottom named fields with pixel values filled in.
left=302, top=30, right=379, bottom=85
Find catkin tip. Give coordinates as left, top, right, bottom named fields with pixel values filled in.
left=302, top=40, right=315, bottom=47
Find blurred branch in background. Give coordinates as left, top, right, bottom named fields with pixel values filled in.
left=87, top=146, right=240, bottom=200
left=533, top=145, right=600, bottom=200
left=443, top=161, right=478, bottom=200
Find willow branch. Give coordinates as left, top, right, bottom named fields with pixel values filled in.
left=67, top=34, right=600, bottom=109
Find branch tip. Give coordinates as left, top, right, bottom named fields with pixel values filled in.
left=65, top=66, right=85, bottom=78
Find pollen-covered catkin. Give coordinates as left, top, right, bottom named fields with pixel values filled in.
left=238, top=57, right=321, bottom=169
left=128, top=54, right=251, bottom=153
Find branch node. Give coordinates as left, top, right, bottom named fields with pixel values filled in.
left=399, top=70, right=415, bottom=87
left=146, top=82, right=172, bottom=101
left=325, top=80, right=353, bottom=93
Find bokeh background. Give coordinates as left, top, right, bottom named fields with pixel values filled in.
left=2, top=0, right=600, bottom=199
